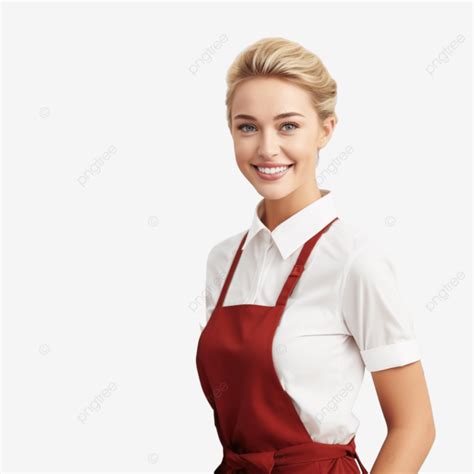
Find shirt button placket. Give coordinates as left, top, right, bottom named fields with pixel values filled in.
left=253, top=231, right=272, bottom=303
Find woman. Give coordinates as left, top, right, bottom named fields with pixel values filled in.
left=196, top=37, right=435, bottom=473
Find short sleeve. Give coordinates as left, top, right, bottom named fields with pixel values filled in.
left=341, top=242, right=421, bottom=372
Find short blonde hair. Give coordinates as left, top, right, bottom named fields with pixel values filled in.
left=225, top=37, right=338, bottom=130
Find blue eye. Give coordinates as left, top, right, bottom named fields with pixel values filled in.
left=238, top=124, right=257, bottom=133
left=237, top=122, right=300, bottom=133
left=282, top=122, right=299, bottom=131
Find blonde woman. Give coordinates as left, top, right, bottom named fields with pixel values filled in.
left=196, top=37, right=435, bottom=473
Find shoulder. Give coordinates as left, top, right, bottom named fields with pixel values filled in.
left=320, top=218, right=398, bottom=295
left=321, top=217, right=390, bottom=273
left=342, top=231, right=394, bottom=285
left=333, top=219, right=402, bottom=307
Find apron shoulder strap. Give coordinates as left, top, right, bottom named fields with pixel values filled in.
left=276, top=217, right=339, bottom=307
left=215, top=230, right=248, bottom=309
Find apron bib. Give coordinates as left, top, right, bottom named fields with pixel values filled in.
left=196, top=217, right=368, bottom=473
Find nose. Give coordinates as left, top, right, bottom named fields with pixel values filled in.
left=257, top=129, right=280, bottom=159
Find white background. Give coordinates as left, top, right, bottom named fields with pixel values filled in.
left=1, top=1, right=472, bottom=472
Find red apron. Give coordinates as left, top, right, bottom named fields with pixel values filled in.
left=196, top=217, right=369, bottom=474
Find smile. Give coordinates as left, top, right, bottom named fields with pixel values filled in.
left=252, top=164, right=294, bottom=181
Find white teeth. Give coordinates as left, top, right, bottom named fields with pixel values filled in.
left=256, top=165, right=290, bottom=174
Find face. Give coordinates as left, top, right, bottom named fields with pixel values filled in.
left=230, top=76, right=336, bottom=201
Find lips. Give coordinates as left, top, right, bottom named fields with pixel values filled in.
left=251, top=163, right=294, bottom=168
left=252, top=163, right=294, bottom=181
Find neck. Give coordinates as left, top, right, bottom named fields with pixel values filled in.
left=260, top=180, right=324, bottom=232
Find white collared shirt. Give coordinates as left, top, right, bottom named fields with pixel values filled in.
left=200, top=188, right=421, bottom=444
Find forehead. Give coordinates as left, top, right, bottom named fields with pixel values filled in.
left=232, top=77, right=313, bottom=118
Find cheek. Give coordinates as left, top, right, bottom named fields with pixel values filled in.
left=285, top=137, right=312, bottom=156
left=289, top=151, right=316, bottom=169
left=233, top=139, right=253, bottom=158
left=291, top=137, right=314, bottom=154
left=234, top=156, right=252, bottom=176
left=234, top=147, right=255, bottom=171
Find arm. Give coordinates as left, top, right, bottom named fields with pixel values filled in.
left=340, top=240, right=435, bottom=471
left=370, top=361, right=436, bottom=473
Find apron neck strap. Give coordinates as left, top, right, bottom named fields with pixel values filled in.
left=275, top=217, right=339, bottom=307
left=215, top=231, right=248, bottom=309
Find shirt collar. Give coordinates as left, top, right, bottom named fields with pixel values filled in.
left=242, top=188, right=339, bottom=260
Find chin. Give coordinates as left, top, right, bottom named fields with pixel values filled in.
left=255, top=186, right=294, bottom=201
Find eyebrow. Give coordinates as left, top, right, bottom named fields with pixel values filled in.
left=233, top=112, right=305, bottom=121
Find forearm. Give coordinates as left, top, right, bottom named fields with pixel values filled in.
left=370, top=425, right=436, bottom=473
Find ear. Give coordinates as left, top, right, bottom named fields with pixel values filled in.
left=318, top=116, right=337, bottom=148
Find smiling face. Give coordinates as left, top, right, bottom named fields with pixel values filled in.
left=230, top=76, right=335, bottom=201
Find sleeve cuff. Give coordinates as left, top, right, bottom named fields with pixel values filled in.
left=360, top=339, right=422, bottom=372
